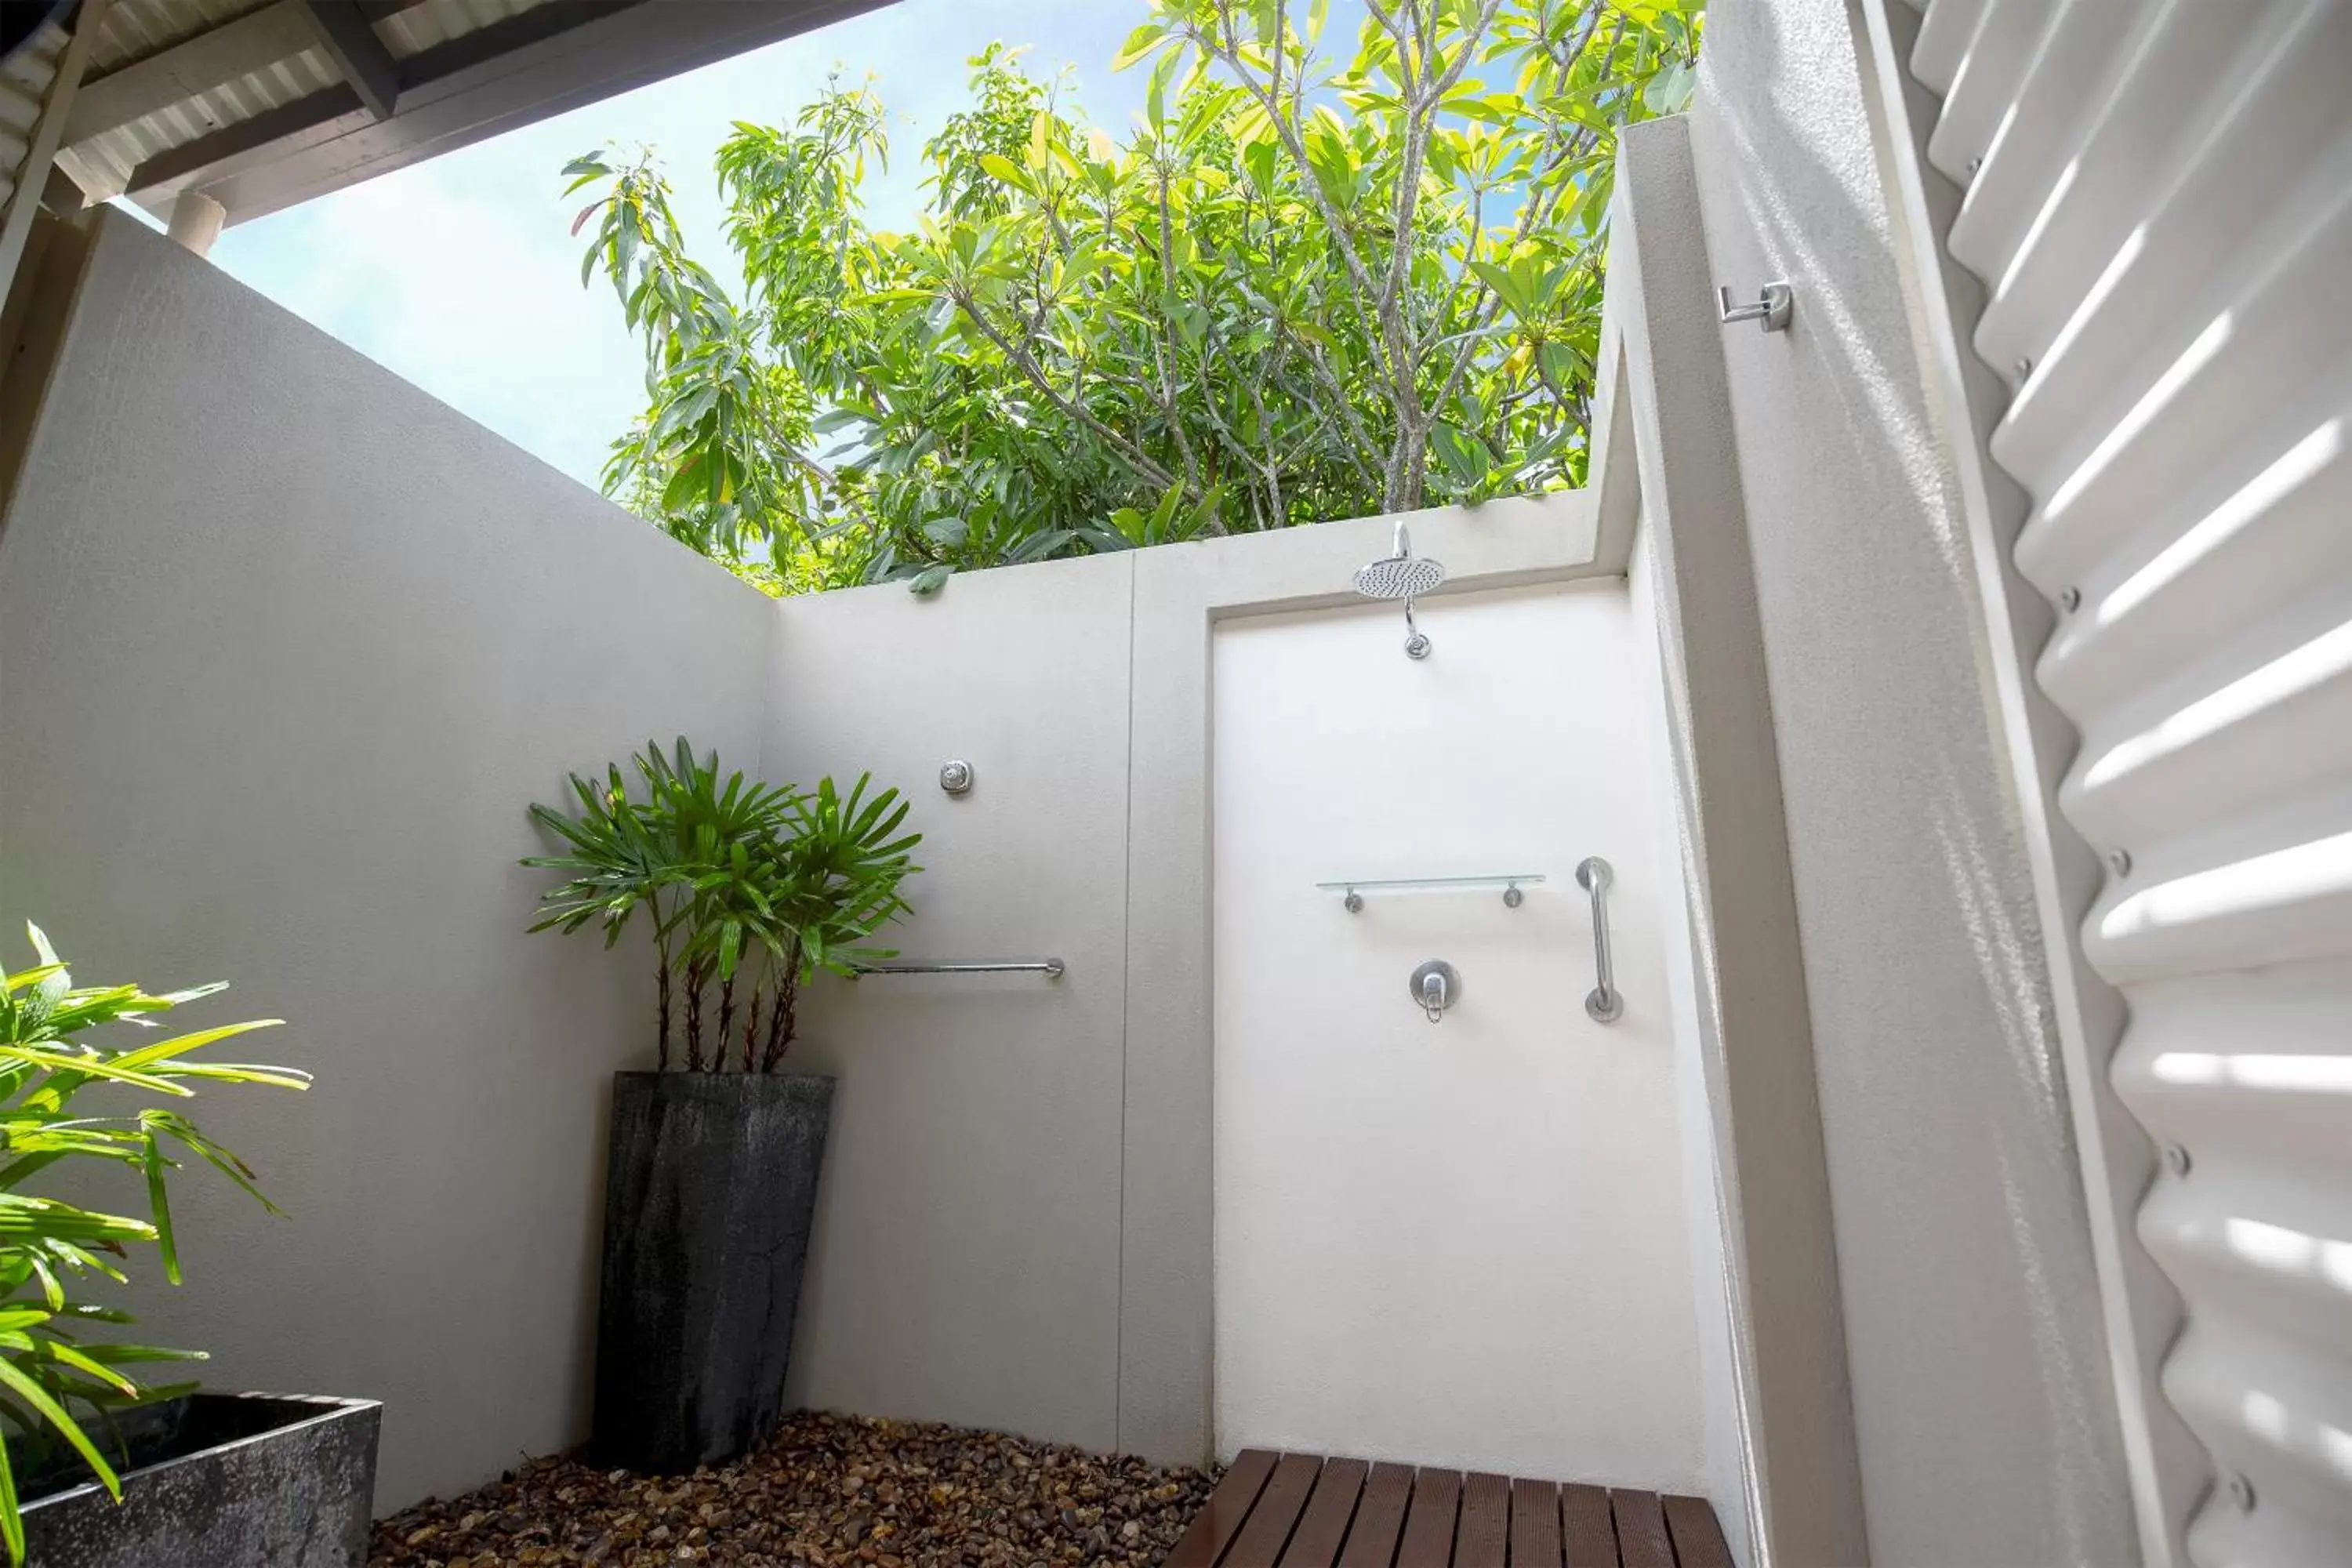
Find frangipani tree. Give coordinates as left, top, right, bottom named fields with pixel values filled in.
left=567, top=0, right=1702, bottom=593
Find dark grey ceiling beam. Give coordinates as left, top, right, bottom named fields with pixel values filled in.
left=126, top=0, right=893, bottom=227
left=40, top=164, right=90, bottom=216
left=127, top=87, right=372, bottom=202
left=292, top=0, right=401, bottom=122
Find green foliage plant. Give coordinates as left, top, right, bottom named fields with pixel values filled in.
left=563, top=0, right=1704, bottom=593
left=0, top=924, right=307, bottom=1565
left=524, top=740, right=920, bottom=1072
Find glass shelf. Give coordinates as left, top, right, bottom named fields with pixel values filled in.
left=1316, top=873, right=1544, bottom=911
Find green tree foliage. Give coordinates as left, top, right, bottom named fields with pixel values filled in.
left=567, top=0, right=1703, bottom=593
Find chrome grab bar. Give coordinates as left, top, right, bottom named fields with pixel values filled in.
left=850, top=959, right=1065, bottom=979
left=1575, top=858, right=1622, bottom=1023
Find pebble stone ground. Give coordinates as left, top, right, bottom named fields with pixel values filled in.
left=368, top=1410, right=1221, bottom=1567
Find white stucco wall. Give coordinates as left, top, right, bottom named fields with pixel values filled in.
left=751, top=501, right=1620, bottom=1468
left=0, top=215, right=778, bottom=1512
left=763, top=552, right=1136, bottom=1454
left=1628, top=525, right=1752, bottom=1566
left=0, top=201, right=1762, bottom=1523
left=1684, top=5, right=2140, bottom=1562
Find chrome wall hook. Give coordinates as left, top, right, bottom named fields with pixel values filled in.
left=1717, top=280, right=1793, bottom=333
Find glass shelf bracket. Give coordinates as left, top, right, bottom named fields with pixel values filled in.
left=1316, top=873, right=1545, bottom=913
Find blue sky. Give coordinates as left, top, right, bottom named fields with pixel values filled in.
left=204, top=1, right=1184, bottom=492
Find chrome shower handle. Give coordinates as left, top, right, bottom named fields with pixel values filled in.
left=1409, top=960, right=1459, bottom=1024
left=1576, top=858, right=1622, bottom=1023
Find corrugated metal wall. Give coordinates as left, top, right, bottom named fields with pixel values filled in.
left=1900, top=1, right=2352, bottom=1563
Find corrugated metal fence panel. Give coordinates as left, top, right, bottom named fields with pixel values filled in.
left=0, top=20, right=69, bottom=213
left=1909, top=0, right=2352, bottom=1563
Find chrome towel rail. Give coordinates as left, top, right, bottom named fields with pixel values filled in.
left=850, top=959, right=1065, bottom=979
left=1575, top=857, right=1621, bottom=1023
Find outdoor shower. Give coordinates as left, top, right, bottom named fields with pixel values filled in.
left=1352, top=521, right=1446, bottom=659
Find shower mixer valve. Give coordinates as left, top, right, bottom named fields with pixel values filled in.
left=1409, top=960, right=1461, bottom=1023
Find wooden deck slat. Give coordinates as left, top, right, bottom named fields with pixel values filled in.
left=1334, top=1462, right=1415, bottom=1568
left=1609, top=1488, right=1675, bottom=1568
left=1221, top=1452, right=1323, bottom=1566
left=1392, top=1468, right=1461, bottom=1568
left=1452, top=1472, right=1511, bottom=1567
left=1662, top=1492, right=1736, bottom=1568
left=1561, top=1483, right=1617, bottom=1568
left=1167, top=1454, right=1735, bottom=1568
left=1165, top=1448, right=1280, bottom=1567
left=1508, top=1477, right=1563, bottom=1568
left=1276, top=1457, right=1368, bottom=1567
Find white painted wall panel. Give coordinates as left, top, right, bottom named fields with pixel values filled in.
left=1908, top=1, right=2352, bottom=1560
left=1210, top=583, right=1711, bottom=1494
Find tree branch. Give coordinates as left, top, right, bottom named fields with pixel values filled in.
left=953, top=290, right=1188, bottom=497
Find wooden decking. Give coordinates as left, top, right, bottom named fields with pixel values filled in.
left=1163, top=1450, right=1733, bottom=1568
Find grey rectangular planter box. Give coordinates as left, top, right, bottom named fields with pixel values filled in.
left=20, top=1392, right=380, bottom=1568
left=593, top=1070, right=834, bottom=1475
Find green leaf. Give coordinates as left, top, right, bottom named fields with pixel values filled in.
left=1112, top=20, right=1167, bottom=69
left=145, top=1143, right=179, bottom=1287
left=0, top=1355, right=122, bottom=1505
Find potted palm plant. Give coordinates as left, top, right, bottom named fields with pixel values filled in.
left=0, top=922, right=375, bottom=1568
left=525, top=740, right=918, bottom=1474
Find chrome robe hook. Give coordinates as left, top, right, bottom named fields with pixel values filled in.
left=1717, top=280, right=1793, bottom=332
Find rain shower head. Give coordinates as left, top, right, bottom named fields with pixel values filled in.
left=1351, top=523, right=1446, bottom=601
left=1352, top=523, right=1444, bottom=659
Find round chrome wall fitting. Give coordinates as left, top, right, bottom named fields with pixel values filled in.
left=1343, top=889, right=1365, bottom=913
left=1405, top=628, right=1432, bottom=660
left=939, top=759, right=975, bottom=795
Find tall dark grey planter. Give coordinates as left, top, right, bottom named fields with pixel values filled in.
left=20, top=1392, right=379, bottom=1567
left=593, top=1070, right=834, bottom=1474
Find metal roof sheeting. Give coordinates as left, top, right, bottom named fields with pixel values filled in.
left=50, top=0, right=558, bottom=203
left=1, top=20, right=69, bottom=212
left=82, top=0, right=256, bottom=74
left=378, top=0, right=560, bottom=58
left=1905, top=0, right=2352, bottom=1563
left=56, top=44, right=339, bottom=201
left=33, top=0, right=884, bottom=226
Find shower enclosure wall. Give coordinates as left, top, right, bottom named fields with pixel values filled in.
left=5, top=184, right=1779, bottom=1565
left=1211, top=576, right=1733, bottom=1508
